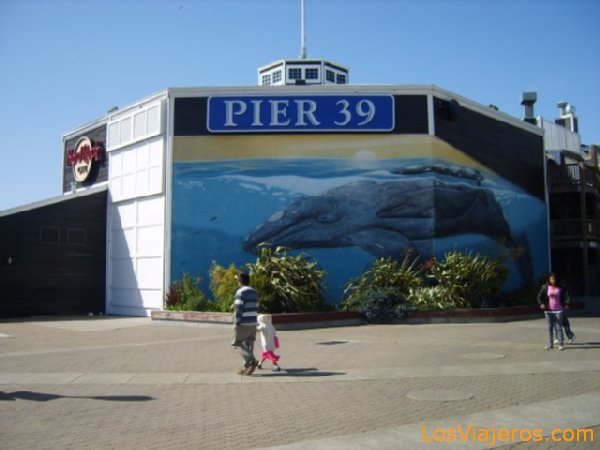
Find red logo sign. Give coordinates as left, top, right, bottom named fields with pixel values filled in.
left=66, top=137, right=104, bottom=182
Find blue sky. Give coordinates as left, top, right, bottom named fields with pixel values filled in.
left=0, top=0, right=598, bottom=211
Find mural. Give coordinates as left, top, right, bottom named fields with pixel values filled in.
left=171, top=132, right=548, bottom=302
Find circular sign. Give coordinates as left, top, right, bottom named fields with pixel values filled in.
left=72, top=137, right=93, bottom=182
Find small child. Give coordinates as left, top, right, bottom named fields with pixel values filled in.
left=256, top=314, right=281, bottom=372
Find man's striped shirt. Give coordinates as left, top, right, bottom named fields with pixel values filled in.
left=234, top=286, right=258, bottom=326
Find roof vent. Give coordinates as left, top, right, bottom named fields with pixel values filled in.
left=521, top=92, right=537, bottom=124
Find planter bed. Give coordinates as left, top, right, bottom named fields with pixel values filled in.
left=151, top=310, right=362, bottom=330
left=151, top=302, right=585, bottom=328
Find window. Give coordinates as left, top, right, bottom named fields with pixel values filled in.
left=272, top=70, right=282, bottom=84
left=336, top=73, right=347, bottom=84
left=40, top=226, right=60, bottom=245
left=326, top=70, right=335, bottom=82
left=262, top=74, right=271, bottom=86
left=67, top=228, right=87, bottom=246
left=288, top=68, right=302, bottom=80
left=305, top=68, right=319, bottom=80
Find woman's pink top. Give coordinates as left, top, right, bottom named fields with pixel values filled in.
left=547, top=285, right=563, bottom=311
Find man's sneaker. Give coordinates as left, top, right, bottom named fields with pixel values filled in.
left=554, top=339, right=559, bottom=344
left=245, top=359, right=258, bottom=375
left=568, top=334, right=576, bottom=344
left=545, top=345, right=553, bottom=350
left=558, top=345, right=565, bottom=351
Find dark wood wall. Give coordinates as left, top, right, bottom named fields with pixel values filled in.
left=0, top=190, right=107, bottom=317
left=434, top=97, right=545, bottom=199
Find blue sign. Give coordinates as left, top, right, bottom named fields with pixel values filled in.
left=207, top=95, right=394, bottom=133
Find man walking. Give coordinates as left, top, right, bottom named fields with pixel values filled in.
left=231, top=272, right=259, bottom=375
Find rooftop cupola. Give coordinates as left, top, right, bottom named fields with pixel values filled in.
left=257, top=0, right=349, bottom=86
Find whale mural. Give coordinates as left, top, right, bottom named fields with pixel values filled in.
left=243, top=170, right=511, bottom=260
left=171, top=131, right=548, bottom=300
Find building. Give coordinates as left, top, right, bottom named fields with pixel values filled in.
left=1, top=78, right=553, bottom=317
left=531, top=99, right=600, bottom=296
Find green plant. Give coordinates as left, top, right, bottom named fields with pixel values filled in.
left=406, top=286, right=454, bottom=311
left=246, top=245, right=326, bottom=313
left=209, top=262, right=240, bottom=312
left=345, top=287, right=413, bottom=322
left=165, top=273, right=215, bottom=311
left=342, top=252, right=422, bottom=309
left=426, top=251, right=509, bottom=308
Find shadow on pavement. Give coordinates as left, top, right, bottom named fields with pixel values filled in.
left=567, top=342, right=600, bottom=349
left=255, top=367, right=346, bottom=378
left=0, top=391, right=155, bottom=402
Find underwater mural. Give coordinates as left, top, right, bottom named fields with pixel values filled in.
left=171, top=124, right=548, bottom=302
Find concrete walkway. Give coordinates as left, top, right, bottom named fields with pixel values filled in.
left=1, top=316, right=598, bottom=449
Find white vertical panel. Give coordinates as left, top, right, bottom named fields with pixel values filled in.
left=115, top=202, right=137, bottom=228
left=137, top=227, right=163, bottom=257
left=111, top=259, right=137, bottom=289
left=136, top=144, right=150, bottom=167
left=120, top=116, right=132, bottom=144
left=134, top=110, right=147, bottom=140
left=112, top=228, right=136, bottom=257
left=136, top=258, right=163, bottom=289
left=147, top=105, right=160, bottom=135
left=137, top=196, right=164, bottom=225
left=122, top=150, right=136, bottom=174
left=108, top=193, right=165, bottom=317
left=108, top=122, right=120, bottom=150
left=148, top=167, right=163, bottom=194
left=139, top=289, right=163, bottom=310
left=121, top=174, right=137, bottom=201
left=110, top=178, right=122, bottom=202
left=110, top=152, right=122, bottom=177
left=149, top=140, right=162, bottom=166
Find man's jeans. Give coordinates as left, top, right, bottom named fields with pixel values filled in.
left=545, top=310, right=564, bottom=347
left=231, top=325, right=256, bottom=365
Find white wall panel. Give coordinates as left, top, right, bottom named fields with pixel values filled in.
left=108, top=136, right=164, bottom=203
left=110, top=152, right=122, bottom=177
left=137, top=227, right=163, bottom=256
left=111, top=259, right=137, bottom=288
left=107, top=193, right=165, bottom=317
left=107, top=99, right=164, bottom=152
left=116, top=202, right=137, bottom=228
left=137, top=196, right=164, bottom=225
left=136, top=258, right=163, bottom=289
left=139, top=289, right=163, bottom=310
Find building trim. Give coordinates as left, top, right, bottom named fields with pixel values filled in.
left=0, top=184, right=108, bottom=218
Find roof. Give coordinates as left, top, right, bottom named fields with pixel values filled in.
left=0, top=184, right=108, bottom=219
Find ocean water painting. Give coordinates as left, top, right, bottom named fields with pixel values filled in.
left=171, top=157, right=548, bottom=303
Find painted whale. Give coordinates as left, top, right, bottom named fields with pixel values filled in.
left=243, top=176, right=512, bottom=259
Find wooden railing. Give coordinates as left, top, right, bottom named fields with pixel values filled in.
left=552, top=219, right=600, bottom=241
left=548, top=163, right=600, bottom=190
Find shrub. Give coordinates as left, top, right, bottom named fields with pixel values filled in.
left=342, top=252, right=422, bottom=308
left=406, top=286, right=454, bottom=311
left=165, top=273, right=215, bottom=311
left=341, top=252, right=421, bottom=321
left=209, top=262, right=240, bottom=312
left=345, top=287, right=413, bottom=322
left=246, top=245, right=326, bottom=313
left=425, top=251, right=509, bottom=308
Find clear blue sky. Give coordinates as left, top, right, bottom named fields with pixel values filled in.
left=1, top=0, right=598, bottom=212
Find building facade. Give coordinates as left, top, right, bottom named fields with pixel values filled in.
left=1, top=84, right=552, bottom=317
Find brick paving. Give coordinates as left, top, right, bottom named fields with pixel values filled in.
left=0, top=316, right=598, bottom=449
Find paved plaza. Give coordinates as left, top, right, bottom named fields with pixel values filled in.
left=0, top=315, right=599, bottom=449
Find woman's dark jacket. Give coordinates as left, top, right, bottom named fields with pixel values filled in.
left=536, top=284, right=571, bottom=309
